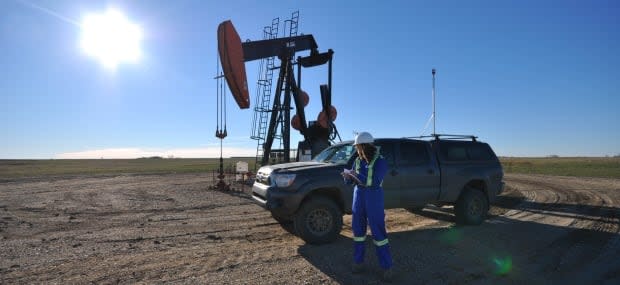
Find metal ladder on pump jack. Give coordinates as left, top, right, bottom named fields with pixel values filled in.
left=271, top=11, right=300, bottom=164
left=252, top=11, right=300, bottom=167
left=251, top=17, right=280, bottom=169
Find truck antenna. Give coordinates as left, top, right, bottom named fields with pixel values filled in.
left=432, top=68, right=436, bottom=136
left=421, top=68, right=437, bottom=136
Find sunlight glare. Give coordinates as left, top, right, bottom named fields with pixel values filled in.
left=80, top=9, right=143, bottom=69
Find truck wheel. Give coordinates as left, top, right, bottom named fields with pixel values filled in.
left=293, top=196, right=343, bottom=245
left=455, top=187, right=488, bottom=225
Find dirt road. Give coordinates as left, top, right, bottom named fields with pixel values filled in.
left=1, top=173, right=619, bottom=284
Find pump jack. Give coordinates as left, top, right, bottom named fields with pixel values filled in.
left=218, top=20, right=340, bottom=166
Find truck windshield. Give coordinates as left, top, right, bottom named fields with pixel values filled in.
left=312, top=143, right=356, bottom=164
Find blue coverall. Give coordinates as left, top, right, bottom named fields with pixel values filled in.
left=345, top=153, right=393, bottom=269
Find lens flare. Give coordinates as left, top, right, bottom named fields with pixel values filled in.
left=439, top=227, right=462, bottom=245
left=492, top=256, right=513, bottom=275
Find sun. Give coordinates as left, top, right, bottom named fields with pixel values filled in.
left=80, top=9, right=143, bottom=69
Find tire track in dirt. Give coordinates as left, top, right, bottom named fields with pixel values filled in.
left=2, top=228, right=296, bottom=283
left=500, top=174, right=620, bottom=283
left=2, top=173, right=619, bottom=284
left=507, top=175, right=618, bottom=231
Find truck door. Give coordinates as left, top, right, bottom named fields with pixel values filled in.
left=398, top=141, right=441, bottom=208
left=375, top=141, right=400, bottom=208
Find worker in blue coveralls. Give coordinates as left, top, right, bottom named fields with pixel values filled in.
left=341, top=131, right=393, bottom=282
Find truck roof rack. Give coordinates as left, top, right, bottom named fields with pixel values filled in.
left=406, top=134, right=478, bottom=142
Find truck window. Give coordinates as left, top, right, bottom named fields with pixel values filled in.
left=313, top=143, right=355, bottom=164
left=400, top=141, right=430, bottom=165
left=467, top=144, right=495, bottom=161
left=331, top=145, right=355, bottom=163
left=376, top=142, right=396, bottom=167
left=440, top=142, right=495, bottom=161
left=441, top=143, right=468, bottom=161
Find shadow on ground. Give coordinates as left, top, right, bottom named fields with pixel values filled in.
left=298, top=195, right=620, bottom=285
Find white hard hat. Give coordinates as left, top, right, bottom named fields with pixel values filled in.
left=354, top=132, right=374, bottom=145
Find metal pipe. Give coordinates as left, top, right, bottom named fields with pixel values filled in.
left=283, top=64, right=292, bottom=163
left=328, top=49, right=333, bottom=97
left=297, top=56, right=301, bottom=90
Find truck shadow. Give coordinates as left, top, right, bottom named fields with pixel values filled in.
left=297, top=200, right=620, bottom=284
left=411, top=192, right=620, bottom=225
left=405, top=191, right=527, bottom=224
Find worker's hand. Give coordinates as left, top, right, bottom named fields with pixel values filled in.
left=341, top=169, right=357, bottom=178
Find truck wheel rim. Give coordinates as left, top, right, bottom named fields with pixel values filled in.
left=469, top=197, right=482, bottom=217
left=307, top=208, right=332, bottom=235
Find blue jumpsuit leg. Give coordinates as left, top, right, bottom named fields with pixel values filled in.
left=366, top=188, right=393, bottom=269
left=352, top=187, right=367, bottom=264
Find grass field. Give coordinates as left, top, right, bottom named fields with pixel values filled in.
left=500, top=157, right=620, bottom=179
left=0, top=157, right=258, bottom=179
left=1, top=157, right=618, bottom=179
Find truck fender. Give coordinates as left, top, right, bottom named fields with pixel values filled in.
left=298, top=179, right=351, bottom=214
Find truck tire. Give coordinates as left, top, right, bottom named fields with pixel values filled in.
left=293, top=196, right=343, bottom=245
left=455, top=187, right=488, bottom=225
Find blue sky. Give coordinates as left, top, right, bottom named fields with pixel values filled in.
left=1, top=0, right=618, bottom=159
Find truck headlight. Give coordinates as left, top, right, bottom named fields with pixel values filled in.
left=271, top=173, right=296, bottom=188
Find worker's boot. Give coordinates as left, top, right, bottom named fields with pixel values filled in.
left=351, top=263, right=364, bottom=274
left=381, top=268, right=394, bottom=283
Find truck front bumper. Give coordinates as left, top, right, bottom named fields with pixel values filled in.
left=251, top=182, right=303, bottom=217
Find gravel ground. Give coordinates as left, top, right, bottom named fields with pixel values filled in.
left=1, top=173, right=619, bottom=284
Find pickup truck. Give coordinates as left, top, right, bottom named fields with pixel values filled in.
left=251, top=136, right=505, bottom=244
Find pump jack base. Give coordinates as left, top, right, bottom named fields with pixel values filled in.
left=216, top=180, right=231, bottom=191
left=208, top=179, right=231, bottom=191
